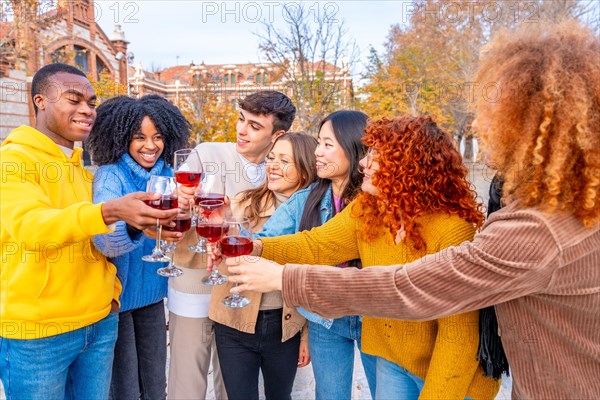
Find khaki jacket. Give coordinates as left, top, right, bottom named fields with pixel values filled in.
left=209, top=194, right=307, bottom=342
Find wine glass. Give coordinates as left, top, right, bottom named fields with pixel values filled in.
left=220, top=217, right=253, bottom=308
left=141, top=176, right=176, bottom=263
left=198, top=200, right=229, bottom=286
left=157, top=205, right=192, bottom=277
left=174, top=148, right=203, bottom=188
left=189, top=174, right=226, bottom=253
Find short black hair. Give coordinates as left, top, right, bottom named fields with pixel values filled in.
left=238, top=91, right=296, bottom=133
left=85, top=95, right=191, bottom=166
left=31, top=63, right=87, bottom=114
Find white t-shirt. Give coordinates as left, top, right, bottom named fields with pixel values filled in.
left=167, top=142, right=265, bottom=318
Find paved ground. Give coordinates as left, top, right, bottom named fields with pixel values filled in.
left=2, top=162, right=512, bottom=399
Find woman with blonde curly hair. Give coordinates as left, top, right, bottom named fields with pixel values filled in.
left=227, top=20, right=600, bottom=399
left=216, top=114, right=501, bottom=399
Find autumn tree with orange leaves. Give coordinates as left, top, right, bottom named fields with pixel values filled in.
left=360, top=0, right=598, bottom=159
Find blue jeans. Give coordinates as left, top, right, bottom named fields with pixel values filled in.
left=308, top=316, right=377, bottom=399
left=0, top=312, right=118, bottom=400
left=374, top=356, right=475, bottom=400
left=375, top=356, right=424, bottom=400
left=109, top=300, right=167, bottom=400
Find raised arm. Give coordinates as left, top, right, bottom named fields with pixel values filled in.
left=260, top=204, right=361, bottom=267
left=282, top=209, right=560, bottom=320
left=92, top=168, right=145, bottom=258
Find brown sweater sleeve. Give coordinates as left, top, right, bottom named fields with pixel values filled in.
left=282, top=207, right=560, bottom=320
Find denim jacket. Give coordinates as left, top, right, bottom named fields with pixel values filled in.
left=257, top=184, right=335, bottom=329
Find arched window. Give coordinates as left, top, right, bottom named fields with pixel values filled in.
left=192, top=74, right=203, bottom=85
left=96, top=57, right=107, bottom=80
left=224, top=74, right=229, bottom=84
left=50, top=46, right=69, bottom=64
left=74, top=45, right=89, bottom=73
left=231, top=74, right=236, bottom=85
left=255, top=73, right=261, bottom=84
left=263, top=74, right=268, bottom=85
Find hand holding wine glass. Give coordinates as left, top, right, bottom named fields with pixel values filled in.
left=141, top=176, right=178, bottom=263
left=220, top=217, right=253, bottom=308
left=157, top=203, right=192, bottom=277
left=189, top=174, right=226, bottom=254
left=226, top=256, right=285, bottom=293
left=198, top=200, right=229, bottom=286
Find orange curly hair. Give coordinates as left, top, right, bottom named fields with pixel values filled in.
left=354, top=115, right=484, bottom=250
left=474, top=20, right=599, bottom=227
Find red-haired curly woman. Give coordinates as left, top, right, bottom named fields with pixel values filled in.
left=223, top=115, right=501, bottom=399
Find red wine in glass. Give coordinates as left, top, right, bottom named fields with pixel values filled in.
left=194, top=192, right=225, bottom=205
left=196, top=224, right=228, bottom=243
left=144, top=195, right=178, bottom=210
left=163, top=216, right=192, bottom=233
left=220, top=236, right=253, bottom=257
left=197, top=199, right=224, bottom=217
left=176, top=171, right=202, bottom=187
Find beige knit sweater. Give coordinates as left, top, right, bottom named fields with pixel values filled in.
left=280, top=202, right=600, bottom=399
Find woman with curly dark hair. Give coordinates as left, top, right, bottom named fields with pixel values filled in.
left=86, top=94, right=191, bottom=399
left=216, top=115, right=500, bottom=399
left=228, top=20, right=600, bottom=399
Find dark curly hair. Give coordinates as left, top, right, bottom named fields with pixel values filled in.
left=86, top=95, right=191, bottom=166
left=354, top=115, right=484, bottom=251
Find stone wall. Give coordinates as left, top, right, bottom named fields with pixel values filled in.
left=0, top=69, right=30, bottom=141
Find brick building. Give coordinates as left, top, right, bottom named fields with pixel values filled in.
left=0, top=0, right=129, bottom=140
left=1, top=0, right=353, bottom=141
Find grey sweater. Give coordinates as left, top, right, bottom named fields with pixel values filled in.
left=282, top=202, right=600, bottom=399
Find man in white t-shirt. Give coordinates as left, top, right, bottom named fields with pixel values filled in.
left=167, top=91, right=296, bottom=399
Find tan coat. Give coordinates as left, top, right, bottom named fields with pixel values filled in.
left=209, top=193, right=307, bottom=342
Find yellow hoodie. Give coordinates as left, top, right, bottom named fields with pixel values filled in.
left=0, top=126, right=122, bottom=339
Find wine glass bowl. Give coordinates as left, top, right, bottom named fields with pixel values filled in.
left=189, top=174, right=226, bottom=254
left=174, top=149, right=203, bottom=188
left=141, top=176, right=177, bottom=263
left=198, top=200, right=229, bottom=286
left=221, top=217, right=253, bottom=308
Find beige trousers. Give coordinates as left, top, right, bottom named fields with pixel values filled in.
left=167, top=313, right=227, bottom=399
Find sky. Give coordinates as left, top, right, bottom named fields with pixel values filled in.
left=95, top=1, right=411, bottom=75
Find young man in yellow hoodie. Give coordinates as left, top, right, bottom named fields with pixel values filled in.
left=0, top=63, right=178, bottom=399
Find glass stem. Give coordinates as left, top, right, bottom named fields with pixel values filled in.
left=154, top=219, right=161, bottom=252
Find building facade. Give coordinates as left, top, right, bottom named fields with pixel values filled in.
left=0, top=0, right=129, bottom=140
left=1, top=0, right=353, bottom=141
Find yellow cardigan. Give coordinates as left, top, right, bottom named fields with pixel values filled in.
left=260, top=202, right=500, bottom=399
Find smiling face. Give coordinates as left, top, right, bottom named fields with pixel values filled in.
left=33, top=72, right=96, bottom=148
left=235, top=109, right=282, bottom=164
left=128, top=116, right=164, bottom=170
left=359, top=148, right=380, bottom=196
left=315, top=121, right=350, bottom=186
left=265, top=139, right=301, bottom=197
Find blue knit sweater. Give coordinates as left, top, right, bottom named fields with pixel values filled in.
left=92, top=153, right=171, bottom=311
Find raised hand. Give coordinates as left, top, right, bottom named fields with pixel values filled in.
left=226, top=256, right=284, bottom=293
left=102, top=192, right=178, bottom=230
